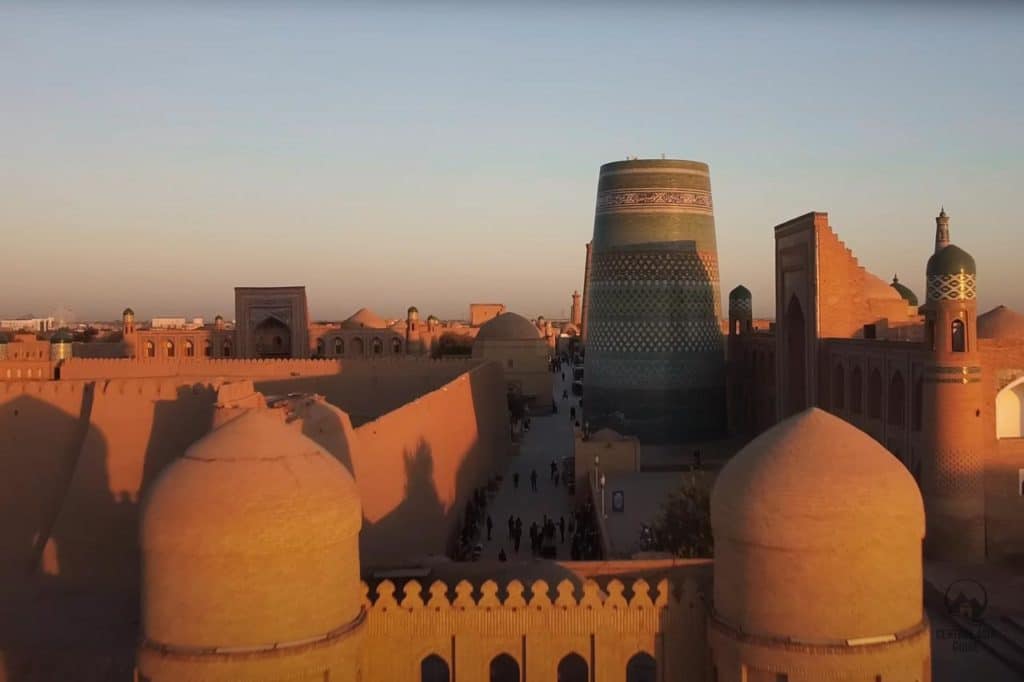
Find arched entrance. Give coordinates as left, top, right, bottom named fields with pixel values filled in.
left=784, top=296, right=807, bottom=417
left=489, top=653, right=520, bottom=682
left=253, top=316, right=291, bottom=358
left=996, top=376, right=1024, bottom=438
left=626, top=652, right=656, bottom=682
left=421, top=654, right=450, bottom=682
left=888, top=371, right=906, bottom=427
left=557, top=653, right=588, bottom=682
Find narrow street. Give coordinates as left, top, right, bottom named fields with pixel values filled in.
left=478, top=362, right=581, bottom=561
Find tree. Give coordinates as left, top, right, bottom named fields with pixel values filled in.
left=649, top=473, right=713, bottom=558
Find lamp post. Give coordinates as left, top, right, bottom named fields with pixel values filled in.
left=600, top=473, right=607, bottom=519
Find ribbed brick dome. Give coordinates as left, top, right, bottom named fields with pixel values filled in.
left=711, top=408, right=925, bottom=642
left=140, top=405, right=363, bottom=651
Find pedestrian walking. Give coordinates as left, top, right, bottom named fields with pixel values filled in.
left=507, top=515, right=514, bottom=541
left=559, top=516, right=566, bottom=543
left=513, top=472, right=519, bottom=489
left=498, top=548, right=507, bottom=562
left=550, top=461, right=557, bottom=481
left=486, top=514, right=493, bottom=541
left=530, top=469, right=538, bottom=492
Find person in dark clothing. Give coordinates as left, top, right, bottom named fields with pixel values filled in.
left=486, top=514, right=493, bottom=541
left=530, top=469, right=538, bottom=491
left=559, top=516, right=566, bottom=543
left=513, top=472, right=519, bottom=489
left=550, top=461, right=557, bottom=481
left=507, top=515, right=514, bottom=541
left=513, top=526, right=522, bottom=553
left=498, top=548, right=507, bottom=562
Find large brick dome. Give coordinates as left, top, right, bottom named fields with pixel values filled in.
left=476, top=312, right=542, bottom=341
left=139, top=404, right=363, bottom=652
left=711, top=408, right=925, bottom=642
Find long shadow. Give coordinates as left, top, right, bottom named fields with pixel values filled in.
left=0, top=389, right=136, bottom=681
left=360, top=439, right=448, bottom=564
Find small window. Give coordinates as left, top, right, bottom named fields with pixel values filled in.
left=223, top=341, right=232, bottom=357
left=185, top=340, right=195, bottom=357
left=392, top=337, right=402, bottom=354
left=951, top=319, right=966, bottom=352
left=145, top=340, right=155, bottom=358
left=165, top=340, right=175, bottom=358
left=334, top=338, right=344, bottom=356
left=204, top=340, right=211, bottom=357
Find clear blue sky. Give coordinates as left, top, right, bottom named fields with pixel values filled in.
left=3, top=3, right=1022, bottom=322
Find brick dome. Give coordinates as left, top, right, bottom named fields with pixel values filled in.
left=140, top=405, right=363, bottom=651
left=978, top=305, right=1024, bottom=340
left=711, top=408, right=925, bottom=642
left=476, top=312, right=543, bottom=341
left=341, top=307, right=387, bottom=330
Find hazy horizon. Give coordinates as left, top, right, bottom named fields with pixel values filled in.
left=4, top=3, right=1023, bottom=322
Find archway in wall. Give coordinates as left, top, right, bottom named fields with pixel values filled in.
left=316, top=338, right=324, bottom=356
left=850, top=366, right=863, bottom=414
left=351, top=337, right=365, bottom=356
left=868, top=369, right=883, bottom=419
left=626, top=652, right=657, bottom=682
left=334, top=337, right=344, bottom=356
left=557, top=653, right=588, bottom=682
left=253, top=316, right=291, bottom=358
left=888, top=371, right=906, bottom=427
left=912, top=376, right=923, bottom=432
left=784, top=296, right=807, bottom=417
left=185, top=340, right=195, bottom=357
left=490, top=653, right=520, bottom=682
left=421, top=654, right=450, bottom=682
left=392, top=337, right=402, bottom=354
left=996, top=376, right=1024, bottom=438
left=145, top=340, right=155, bottom=358
left=372, top=337, right=384, bottom=355
left=832, top=364, right=845, bottom=411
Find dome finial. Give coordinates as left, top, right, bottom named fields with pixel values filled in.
left=935, top=208, right=951, bottom=253
left=893, top=273, right=899, bottom=284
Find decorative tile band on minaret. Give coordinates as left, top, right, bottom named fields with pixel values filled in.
left=583, top=158, right=726, bottom=443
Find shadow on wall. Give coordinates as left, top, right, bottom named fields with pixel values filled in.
left=0, top=390, right=136, bottom=681
left=361, top=439, right=449, bottom=563
left=0, top=381, right=219, bottom=682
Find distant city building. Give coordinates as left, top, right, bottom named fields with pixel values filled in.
left=0, top=316, right=56, bottom=332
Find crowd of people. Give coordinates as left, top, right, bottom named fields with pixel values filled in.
left=461, top=350, right=603, bottom=563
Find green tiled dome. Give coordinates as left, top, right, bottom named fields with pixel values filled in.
left=927, top=244, right=976, bottom=276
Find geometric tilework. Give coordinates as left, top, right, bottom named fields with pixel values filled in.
left=728, top=298, right=752, bottom=316
left=595, top=188, right=713, bottom=215
left=926, top=273, right=976, bottom=301
left=591, top=249, right=720, bottom=285
left=588, top=319, right=723, bottom=354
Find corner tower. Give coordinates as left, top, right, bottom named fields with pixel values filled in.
left=921, top=210, right=986, bottom=562
left=584, top=158, right=726, bottom=442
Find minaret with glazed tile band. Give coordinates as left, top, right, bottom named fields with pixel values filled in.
left=583, top=158, right=726, bottom=443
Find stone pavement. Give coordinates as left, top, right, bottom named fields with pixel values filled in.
left=478, top=362, right=580, bottom=561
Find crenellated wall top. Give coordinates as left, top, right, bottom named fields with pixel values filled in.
left=360, top=577, right=703, bottom=614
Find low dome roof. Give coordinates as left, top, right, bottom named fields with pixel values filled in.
left=341, top=307, right=387, bottom=329
left=978, top=305, right=1024, bottom=340
left=407, top=305, right=419, bottom=314
left=728, top=285, right=751, bottom=300
left=122, top=307, right=134, bottom=316
left=50, top=330, right=73, bottom=344
left=927, top=244, right=976, bottom=276
left=711, top=408, right=925, bottom=641
left=476, top=312, right=543, bottom=341
left=140, top=406, right=362, bottom=648
left=890, top=275, right=919, bottom=307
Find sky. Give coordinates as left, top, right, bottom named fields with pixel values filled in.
left=3, top=2, right=1023, bottom=322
